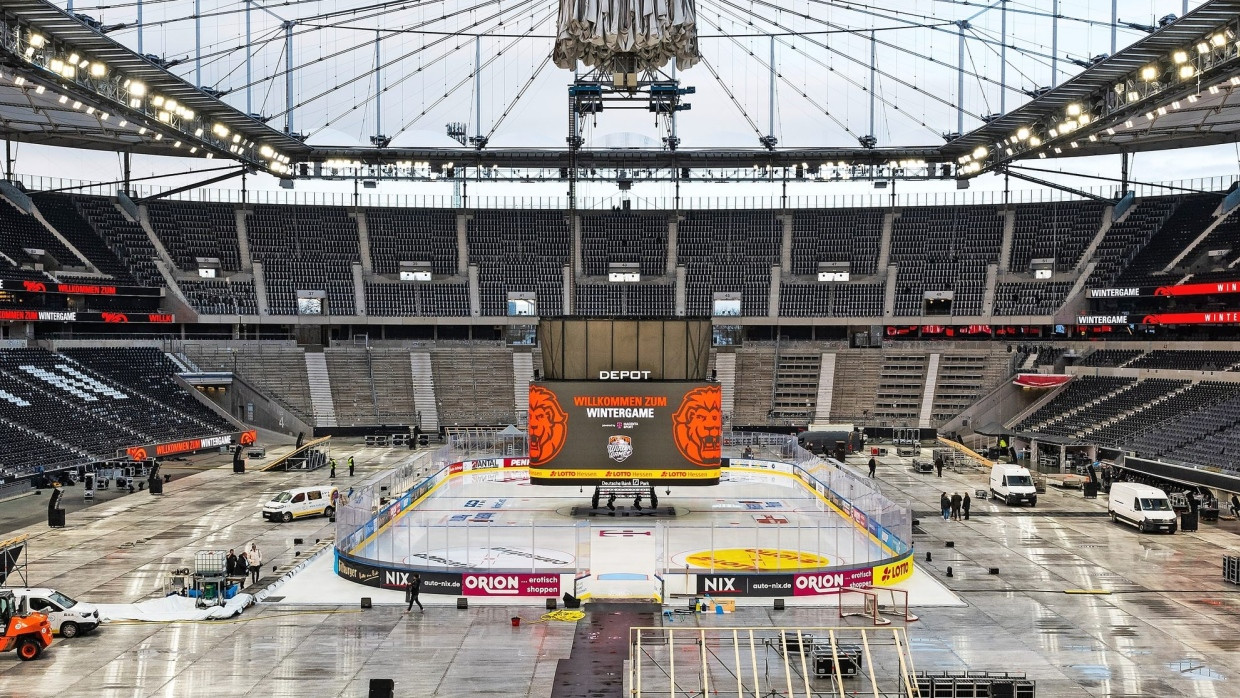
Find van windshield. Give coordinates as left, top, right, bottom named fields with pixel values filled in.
left=1139, top=498, right=1171, bottom=511
left=48, top=591, right=76, bottom=609
left=1006, top=475, right=1033, bottom=487
left=271, top=492, right=292, bottom=503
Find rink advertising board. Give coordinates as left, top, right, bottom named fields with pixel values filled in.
left=528, top=380, right=722, bottom=485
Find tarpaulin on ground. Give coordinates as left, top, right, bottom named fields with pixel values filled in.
left=1012, top=374, right=1071, bottom=388
left=95, top=593, right=254, bottom=622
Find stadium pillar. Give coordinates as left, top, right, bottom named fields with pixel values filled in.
left=1116, top=0, right=1125, bottom=56
left=1051, top=0, right=1058, bottom=87
left=4, top=139, right=11, bottom=183
left=956, top=22, right=966, bottom=136
left=999, top=1, right=1007, bottom=114
left=195, top=0, right=201, bottom=87
left=245, top=1, right=251, bottom=115
left=285, top=21, right=295, bottom=136
left=136, top=0, right=143, bottom=55
left=375, top=31, right=382, bottom=140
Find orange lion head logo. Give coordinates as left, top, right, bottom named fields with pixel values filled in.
left=528, top=385, right=568, bottom=466
left=127, top=446, right=148, bottom=461
left=672, top=385, right=722, bottom=467
left=240, top=430, right=257, bottom=445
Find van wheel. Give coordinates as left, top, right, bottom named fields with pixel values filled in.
left=60, top=621, right=79, bottom=639
left=282, top=512, right=293, bottom=523
left=324, top=506, right=335, bottom=519
left=17, top=638, right=41, bottom=661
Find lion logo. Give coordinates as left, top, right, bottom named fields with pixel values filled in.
left=239, top=430, right=257, bottom=445
left=528, top=385, right=568, bottom=466
left=101, top=312, right=129, bottom=323
left=127, top=446, right=148, bottom=461
left=672, top=385, right=722, bottom=467
left=22, top=280, right=46, bottom=293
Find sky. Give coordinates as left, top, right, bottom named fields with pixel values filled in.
left=13, top=0, right=1236, bottom=204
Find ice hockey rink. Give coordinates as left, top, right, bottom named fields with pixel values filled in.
left=273, top=465, right=960, bottom=606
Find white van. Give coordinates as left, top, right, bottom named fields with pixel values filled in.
left=990, top=463, right=1038, bottom=506
left=263, top=486, right=338, bottom=523
left=10, top=588, right=100, bottom=638
left=1109, top=482, right=1177, bottom=533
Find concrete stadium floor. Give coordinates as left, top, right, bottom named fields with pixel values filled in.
left=1, top=441, right=1239, bottom=697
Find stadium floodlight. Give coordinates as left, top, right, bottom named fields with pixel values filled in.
left=158, top=111, right=170, bottom=122
left=1029, top=136, right=1042, bottom=146
left=173, top=141, right=181, bottom=147
left=1197, top=41, right=1210, bottom=54
left=1127, top=91, right=1140, bottom=103
left=151, top=95, right=165, bottom=107
left=231, top=134, right=241, bottom=143
left=1048, top=128, right=1058, bottom=138
left=129, top=81, right=146, bottom=96
left=194, top=128, right=203, bottom=136
left=259, top=145, right=274, bottom=158
left=57, top=95, right=67, bottom=104
left=1066, top=103, right=1082, bottom=117
left=1088, top=134, right=1098, bottom=142
left=100, top=112, right=108, bottom=121
left=60, top=65, right=75, bottom=79
left=1180, top=65, right=1196, bottom=80
left=138, top=126, right=147, bottom=134
left=972, top=146, right=987, bottom=159
left=212, top=123, right=229, bottom=137
left=1124, top=119, right=1134, bottom=127
left=90, top=62, right=106, bottom=77
left=29, top=34, right=45, bottom=49
left=49, top=59, right=64, bottom=73
left=1106, top=127, right=1115, bottom=135
left=154, top=133, right=162, bottom=141
left=1141, top=65, right=1158, bottom=81
left=1173, top=50, right=1189, bottom=64
left=1077, top=114, right=1091, bottom=125
left=33, top=85, right=44, bottom=94
left=1212, top=33, right=1227, bottom=47
left=190, top=147, right=197, bottom=153
left=1016, top=127, right=1030, bottom=140
left=1188, top=94, right=1199, bottom=103
left=68, top=53, right=79, bottom=64
left=71, top=101, right=81, bottom=110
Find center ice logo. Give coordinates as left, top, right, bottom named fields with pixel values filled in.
left=607, top=435, right=634, bottom=462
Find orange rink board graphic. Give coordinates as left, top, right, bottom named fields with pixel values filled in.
left=528, top=380, right=721, bottom=485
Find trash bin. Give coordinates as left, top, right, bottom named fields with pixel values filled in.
left=1181, top=510, right=1199, bottom=532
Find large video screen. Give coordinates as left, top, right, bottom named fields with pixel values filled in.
left=528, top=381, right=721, bottom=485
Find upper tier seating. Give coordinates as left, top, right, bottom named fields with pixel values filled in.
left=1075, top=349, right=1143, bottom=368
left=1116, top=194, right=1222, bottom=286
left=247, top=204, right=360, bottom=315
left=790, top=208, right=883, bottom=276
left=367, top=208, right=459, bottom=276
left=679, top=211, right=780, bottom=316
left=146, top=201, right=244, bottom=272
left=1008, top=201, right=1106, bottom=272
left=469, top=211, right=570, bottom=317
left=890, top=206, right=1002, bottom=316
left=581, top=212, right=669, bottom=276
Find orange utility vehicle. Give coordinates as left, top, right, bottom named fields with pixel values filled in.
left=0, top=589, right=53, bottom=660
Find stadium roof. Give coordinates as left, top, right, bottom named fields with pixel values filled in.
left=2, top=0, right=1240, bottom=178
left=952, top=0, right=1240, bottom=173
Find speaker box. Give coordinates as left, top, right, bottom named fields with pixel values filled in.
left=368, top=678, right=395, bottom=698
left=773, top=599, right=785, bottom=611
left=360, top=597, right=372, bottom=609
left=545, top=598, right=557, bottom=610
left=457, top=598, right=468, bottom=609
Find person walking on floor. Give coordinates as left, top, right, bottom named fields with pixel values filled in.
left=329, top=458, right=336, bottom=479
left=246, top=542, right=263, bottom=585
left=935, top=457, right=943, bottom=477
left=405, top=573, right=423, bottom=612
left=940, top=493, right=951, bottom=521
left=868, top=457, right=877, bottom=478
left=962, top=492, right=972, bottom=521
left=348, top=456, right=355, bottom=477
left=950, top=492, right=963, bottom=521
